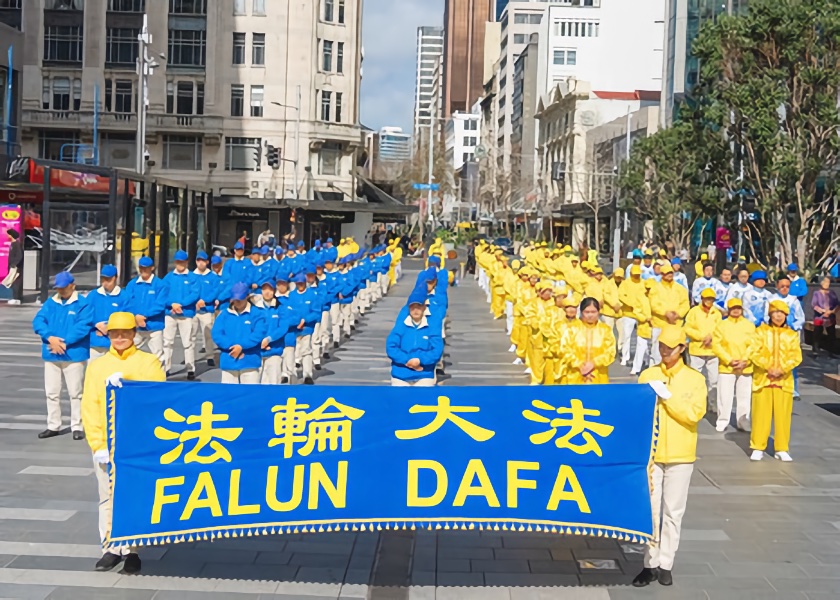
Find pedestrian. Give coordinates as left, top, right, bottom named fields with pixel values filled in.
left=725, top=268, right=756, bottom=321
left=787, top=264, right=808, bottom=305
left=641, top=250, right=656, bottom=280
left=624, top=249, right=643, bottom=279
left=32, top=271, right=91, bottom=440
left=559, top=297, right=616, bottom=385
left=749, top=300, right=803, bottom=461
left=222, top=241, right=251, bottom=282
left=81, top=311, right=165, bottom=573
left=124, top=256, right=167, bottom=366
left=685, top=288, right=722, bottom=413
left=670, top=257, right=688, bottom=290
left=811, top=276, right=838, bottom=357
left=193, top=251, right=220, bottom=368
left=649, top=264, right=690, bottom=364
left=713, top=298, right=756, bottom=432
left=162, top=250, right=199, bottom=379
left=386, top=290, right=443, bottom=386
left=630, top=279, right=656, bottom=376
left=211, top=282, right=266, bottom=384
left=274, top=274, right=297, bottom=384
left=254, top=277, right=292, bottom=385
left=619, top=265, right=645, bottom=366
left=691, top=263, right=720, bottom=305
left=635, top=326, right=707, bottom=588
left=87, top=264, right=126, bottom=360
left=3, top=228, right=23, bottom=304
left=289, top=273, right=317, bottom=384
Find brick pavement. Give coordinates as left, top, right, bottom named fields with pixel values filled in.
left=0, top=260, right=838, bottom=598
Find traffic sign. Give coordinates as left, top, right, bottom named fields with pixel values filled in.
left=412, top=183, right=440, bottom=191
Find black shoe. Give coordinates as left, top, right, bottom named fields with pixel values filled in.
left=350, top=325, right=356, bottom=331
left=658, top=569, right=673, bottom=586
left=187, top=372, right=196, bottom=381
left=95, top=552, right=122, bottom=572
left=165, top=371, right=171, bottom=378
left=296, top=362, right=301, bottom=369
left=315, top=363, right=322, bottom=371
left=323, top=352, right=330, bottom=359
left=632, top=567, right=659, bottom=587
left=281, top=377, right=289, bottom=384
left=122, top=553, right=141, bottom=574
left=207, top=359, right=216, bottom=368
left=333, top=342, right=340, bottom=349
left=304, top=377, right=314, bottom=385
left=38, top=429, right=60, bottom=440
left=72, top=430, right=85, bottom=441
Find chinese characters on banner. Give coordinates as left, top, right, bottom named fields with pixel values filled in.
left=107, top=383, right=657, bottom=550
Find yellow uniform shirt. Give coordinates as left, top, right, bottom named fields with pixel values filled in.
left=560, top=321, right=616, bottom=384
left=618, top=278, right=646, bottom=320
left=650, top=280, right=690, bottom=329
left=750, top=325, right=802, bottom=394
left=713, top=317, right=756, bottom=375
left=684, top=305, right=723, bottom=357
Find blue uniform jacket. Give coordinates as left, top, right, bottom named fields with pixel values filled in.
left=222, top=258, right=253, bottom=284
left=32, top=292, right=92, bottom=362
left=125, top=275, right=168, bottom=332
left=336, top=270, right=355, bottom=304
left=194, top=269, right=221, bottom=314
left=86, top=286, right=127, bottom=349
left=320, top=271, right=340, bottom=305
left=386, top=314, right=443, bottom=381
left=211, top=304, right=267, bottom=372
left=287, top=288, right=320, bottom=335
left=164, top=270, right=200, bottom=318
left=254, top=299, right=293, bottom=358
left=324, top=246, right=338, bottom=263
left=276, top=292, right=299, bottom=348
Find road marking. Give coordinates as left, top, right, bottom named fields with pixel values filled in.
left=0, top=508, right=76, bottom=521
left=18, top=466, right=94, bottom=477
left=0, top=423, right=46, bottom=431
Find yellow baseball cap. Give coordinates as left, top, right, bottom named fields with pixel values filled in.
left=511, top=259, right=521, bottom=270
left=700, top=288, right=717, bottom=299
left=658, top=326, right=687, bottom=349
left=727, top=298, right=743, bottom=309
left=536, top=281, right=553, bottom=292
left=643, top=249, right=653, bottom=257
left=630, top=265, right=642, bottom=276
left=613, top=269, right=624, bottom=279
left=701, top=253, right=708, bottom=260
left=660, top=264, right=674, bottom=275
left=769, top=299, right=789, bottom=315
left=592, top=266, right=604, bottom=275
left=107, top=312, right=137, bottom=331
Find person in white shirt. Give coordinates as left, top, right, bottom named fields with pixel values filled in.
left=724, top=268, right=756, bottom=322
left=671, top=258, right=689, bottom=290
left=691, top=263, right=720, bottom=305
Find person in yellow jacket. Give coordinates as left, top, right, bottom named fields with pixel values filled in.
left=694, top=253, right=708, bottom=278
left=337, top=238, right=350, bottom=259
left=608, top=269, right=626, bottom=350
left=540, top=287, right=569, bottom=385
left=631, top=279, right=656, bottom=375
left=618, top=265, right=645, bottom=366
left=81, top=312, right=166, bottom=574
left=490, top=252, right=509, bottom=319
left=512, top=269, right=538, bottom=364
left=427, top=237, right=446, bottom=268
left=712, top=297, right=756, bottom=433
left=749, top=300, right=803, bottom=462
left=649, top=264, right=690, bottom=365
left=565, top=256, right=586, bottom=296
left=503, top=260, right=521, bottom=338
left=346, top=236, right=360, bottom=255
left=387, top=239, right=403, bottom=286
left=635, top=326, right=706, bottom=588
left=684, top=287, right=723, bottom=413
left=524, top=281, right=554, bottom=383
left=560, top=297, right=616, bottom=384
left=587, top=266, right=621, bottom=343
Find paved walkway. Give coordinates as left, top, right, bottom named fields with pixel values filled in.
left=0, top=264, right=840, bottom=598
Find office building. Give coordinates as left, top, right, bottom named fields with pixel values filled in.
left=413, top=26, right=444, bottom=147
left=443, top=0, right=493, bottom=117
left=510, top=32, right=540, bottom=204
left=444, top=111, right=480, bottom=172
left=377, top=127, right=412, bottom=162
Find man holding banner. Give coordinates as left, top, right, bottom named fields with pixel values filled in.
left=81, top=311, right=165, bottom=573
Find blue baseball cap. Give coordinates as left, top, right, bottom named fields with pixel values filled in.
left=275, top=247, right=284, bottom=255
left=297, top=241, right=305, bottom=248
left=670, top=257, right=681, bottom=265
left=429, top=255, right=441, bottom=266
left=138, top=256, right=154, bottom=268
left=632, top=249, right=643, bottom=259
left=326, top=238, right=333, bottom=244
left=260, top=277, right=275, bottom=288
left=293, top=273, right=307, bottom=284
left=230, top=282, right=249, bottom=301
left=276, top=273, right=290, bottom=283
left=54, top=271, right=74, bottom=289
left=407, top=290, right=427, bottom=306
left=749, top=270, right=767, bottom=282
left=314, top=240, right=321, bottom=247
left=101, top=264, right=118, bottom=278
left=233, top=241, right=244, bottom=250
left=196, top=250, right=209, bottom=261
left=174, top=250, right=188, bottom=262
left=787, top=263, right=798, bottom=272
left=210, top=255, right=222, bottom=265
left=260, top=245, right=270, bottom=256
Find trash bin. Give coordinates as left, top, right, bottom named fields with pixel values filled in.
left=23, top=250, right=39, bottom=290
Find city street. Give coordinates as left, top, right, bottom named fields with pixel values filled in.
left=0, top=261, right=839, bottom=599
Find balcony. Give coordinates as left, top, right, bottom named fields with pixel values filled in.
left=22, top=109, right=139, bottom=134
left=147, top=114, right=223, bottom=143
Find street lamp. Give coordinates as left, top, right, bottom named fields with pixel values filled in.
left=271, top=84, right=302, bottom=199
left=135, top=15, right=159, bottom=175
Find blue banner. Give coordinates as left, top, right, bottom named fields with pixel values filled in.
left=107, top=383, right=657, bottom=549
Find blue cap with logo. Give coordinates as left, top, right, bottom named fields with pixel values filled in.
left=750, top=270, right=767, bottom=282
left=210, top=255, right=222, bottom=265
left=260, top=277, right=275, bottom=288
left=787, top=263, right=798, bottom=272
left=260, top=245, right=270, bottom=256
left=314, top=240, right=321, bottom=247
left=233, top=241, right=244, bottom=250
left=297, top=241, right=305, bottom=248
left=101, top=264, right=118, bottom=278
left=428, top=255, right=441, bottom=266
left=174, top=250, right=189, bottom=262
left=230, top=282, right=249, bottom=301
left=326, top=237, right=333, bottom=244
left=671, top=257, right=681, bottom=265
left=138, top=256, right=154, bottom=268
left=293, top=273, right=307, bottom=284
left=54, top=271, right=74, bottom=289
left=196, top=250, right=209, bottom=261
left=407, top=290, right=427, bottom=307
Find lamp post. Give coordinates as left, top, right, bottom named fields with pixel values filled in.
left=271, top=84, right=302, bottom=199
left=135, top=15, right=155, bottom=175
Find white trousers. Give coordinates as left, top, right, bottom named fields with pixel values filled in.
left=94, top=456, right=135, bottom=556
left=295, top=334, right=314, bottom=379
left=505, top=301, right=514, bottom=335
left=645, top=462, right=693, bottom=572
left=717, top=373, right=752, bottom=431
left=379, top=272, right=389, bottom=296
left=282, top=346, right=296, bottom=383
left=221, top=369, right=260, bottom=384
left=260, top=355, right=283, bottom=385
left=620, top=317, right=636, bottom=365
left=163, top=315, right=195, bottom=373
left=330, top=303, right=342, bottom=344
left=89, top=347, right=108, bottom=360
left=391, top=377, right=436, bottom=387
left=312, top=321, right=322, bottom=363
left=320, top=310, right=332, bottom=351
left=134, top=330, right=164, bottom=367
left=650, top=328, right=662, bottom=364
left=193, top=312, right=215, bottom=354
left=340, top=303, right=353, bottom=337
left=44, top=361, right=84, bottom=432
left=395, top=263, right=402, bottom=280
left=601, top=317, right=617, bottom=351
left=689, top=354, right=719, bottom=410
left=632, top=337, right=650, bottom=375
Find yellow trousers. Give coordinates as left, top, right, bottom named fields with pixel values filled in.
left=528, top=332, right=544, bottom=384
left=388, top=266, right=396, bottom=286
left=544, top=357, right=562, bottom=385
left=513, top=317, right=528, bottom=359
left=491, top=289, right=506, bottom=319
left=750, top=387, right=792, bottom=453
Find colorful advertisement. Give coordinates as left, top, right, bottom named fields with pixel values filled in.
left=0, top=204, right=21, bottom=280
left=106, top=382, right=658, bottom=551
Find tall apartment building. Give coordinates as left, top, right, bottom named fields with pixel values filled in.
left=377, top=127, right=411, bottom=162
left=413, top=26, right=443, bottom=149
left=15, top=0, right=364, bottom=246
left=443, top=0, right=493, bottom=117
left=510, top=33, right=539, bottom=202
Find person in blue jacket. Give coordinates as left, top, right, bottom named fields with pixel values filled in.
left=223, top=241, right=251, bottom=283
left=306, top=266, right=328, bottom=369
left=162, top=250, right=199, bottom=379
left=125, top=256, right=167, bottom=366
left=275, top=274, right=298, bottom=384
left=317, top=259, right=336, bottom=359
left=428, top=255, right=449, bottom=297
left=252, top=277, right=292, bottom=385
left=280, top=244, right=299, bottom=281
left=32, top=271, right=92, bottom=440
left=211, top=282, right=266, bottom=384
left=288, top=273, right=319, bottom=384
left=336, top=257, right=356, bottom=341
left=324, top=238, right=338, bottom=264
left=387, top=289, right=444, bottom=386
left=193, top=251, right=220, bottom=368
left=87, top=264, right=126, bottom=360
left=787, top=264, right=808, bottom=307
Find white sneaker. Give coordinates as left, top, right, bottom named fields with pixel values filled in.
left=620, top=360, right=627, bottom=367
left=750, top=450, right=764, bottom=461
left=508, top=344, right=516, bottom=353
left=715, top=424, right=728, bottom=433
left=524, top=368, right=532, bottom=375
left=775, top=451, right=793, bottom=462
left=7, top=299, right=20, bottom=306
left=513, top=358, right=523, bottom=365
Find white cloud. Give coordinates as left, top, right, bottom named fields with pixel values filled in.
left=360, top=0, right=443, bottom=135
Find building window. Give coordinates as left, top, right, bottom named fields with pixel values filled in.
left=514, top=34, right=527, bottom=44
left=252, top=0, right=265, bottom=15
left=320, top=90, right=332, bottom=121
left=230, top=84, right=244, bottom=117
left=168, top=29, right=206, bottom=67
left=46, top=0, right=83, bottom=8
left=42, top=77, right=81, bottom=111
left=168, top=0, right=206, bottom=14
left=104, top=79, right=134, bottom=114
left=514, top=14, right=528, bottom=24
left=0, top=0, right=21, bottom=7
left=233, top=0, right=245, bottom=14
left=232, top=32, right=245, bottom=64
left=338, top=0, right=345, bottom=23
left=319, top=142, right=341, bottom=176
left=44, top=26, right=83, bottom=63
left=167, top=80, right=204, bottom=115
left=465, top=120, right=478, bottom=131
left=335, top=92, right=342, bottom=123
left=336, top=42, right=344, bottom=74
left=464, top=136, right=477, bottom=147
left=323, top=0, right=333, bottom=21
left=252, top=33, right=265, bottom=65
left=250, top=85, right=264, bottom=117
left=322, top=40, right=333, bottom=71
left=106, top=28, right=139, bottom=66
left=38, top=131, right=80, bottom=161
left=163, top=135, right=202, bottom=170
left=225, top=137, right=261, bottom=171
left=553, top=49, right=577, bottom=66
left=107, top=0, right=145, bottom=11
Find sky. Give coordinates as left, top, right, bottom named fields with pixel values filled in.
left=360, top=0, right=444, bottom=135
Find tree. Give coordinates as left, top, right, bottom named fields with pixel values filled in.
left=391, top=135, right=456, bottom=218
left=691, top=0, right=840, bottom=271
